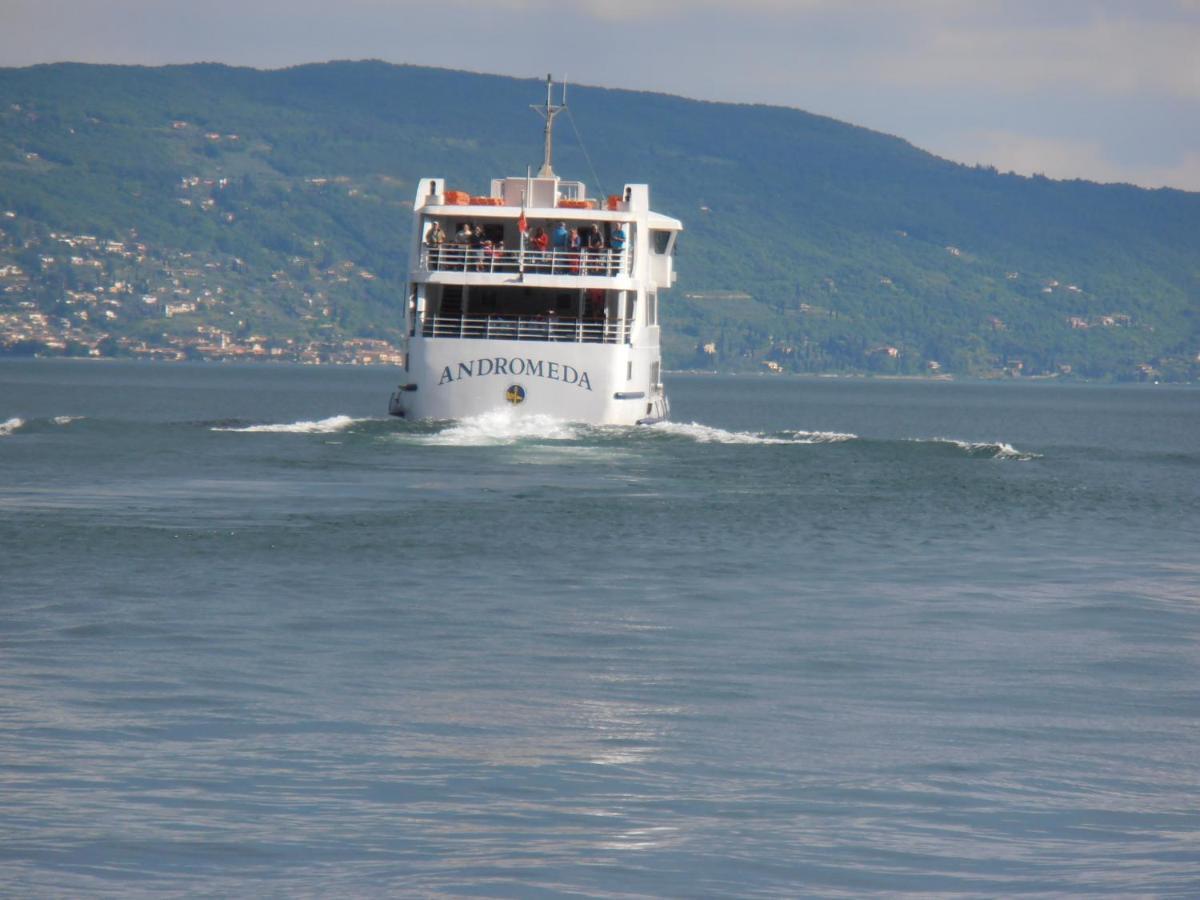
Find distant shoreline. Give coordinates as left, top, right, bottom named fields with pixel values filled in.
left=665, top=369, right=1190, bottom=385
left=5, top=356, right=1185, bottom=385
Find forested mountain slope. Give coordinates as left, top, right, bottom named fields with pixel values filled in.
left=1, top=61, right=1196, bottom=378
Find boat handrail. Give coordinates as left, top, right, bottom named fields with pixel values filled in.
left=420, top=246, right=630, bottom=277
left=420, top=313, right=629, bottom=345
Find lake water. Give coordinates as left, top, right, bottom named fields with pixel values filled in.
left=2, top=359, right=1199, bottom=896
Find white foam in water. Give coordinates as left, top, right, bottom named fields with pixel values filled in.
left=785, top=429, right=858, bottom=444
left=212, top=415, right=363, bottom=434
left=0, top=417, right=24, bottom=437
left=52, top=415, right=83, bottom=425
left=925, top=437, right=1041, bottom=460
left=978, top=441, right=1040, bottom=461
left=649, top=421, right=857, bottom=445
left=420, top=409, right=580, bottom=446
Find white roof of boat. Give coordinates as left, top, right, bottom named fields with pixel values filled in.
left=648, top=211, right=683, bottom=230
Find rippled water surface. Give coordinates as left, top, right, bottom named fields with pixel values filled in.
left=3, top=360, right=1199, bottom=896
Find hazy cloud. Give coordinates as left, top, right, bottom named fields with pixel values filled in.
left=936, top=130, right=1200, bottom=191
left=869, top=17, right=1200, bottom=99
left=1, top=0, right=1197, bottom=191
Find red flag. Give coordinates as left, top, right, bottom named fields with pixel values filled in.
left=518, top=211, right=528, bottom=234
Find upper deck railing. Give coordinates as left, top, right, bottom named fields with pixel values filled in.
left=420, top=245, right=630, bottom=278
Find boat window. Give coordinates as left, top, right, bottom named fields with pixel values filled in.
left=651, top=230, right=671, bottom=255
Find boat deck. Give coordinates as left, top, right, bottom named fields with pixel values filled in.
left=421, top=246, right=629, bottom=278
left=421, top=314, right=629, bottom=344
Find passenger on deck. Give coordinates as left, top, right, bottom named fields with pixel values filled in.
left=455, top=222, right=473, bottom=244
left=609, top=224, right=627, bottom=275
left=586, top=224, right=604, bottom=273
left=552, top=221, right=569, bottom=250
left=426, top=222, right=446, bottom=268
left=486, top=238, right=504, bottom=271
left=568, top=228, right=582, bottom=273
left=472, top=225, right=488, bottom=271
left=588, top=289, right=606, bottom=319
left=530, top=226, right=550, bottom=272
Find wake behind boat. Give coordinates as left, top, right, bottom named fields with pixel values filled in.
left=388, top=76, right=682, bottom=425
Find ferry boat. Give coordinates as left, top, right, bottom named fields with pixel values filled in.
left=388, top=77, right=682, bottom=425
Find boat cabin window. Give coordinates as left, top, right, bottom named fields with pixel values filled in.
left=426, top=284, right=626, bottom=321
left=651, top=230, right=672, bottom=254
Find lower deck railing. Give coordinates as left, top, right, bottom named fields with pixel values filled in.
left=420, top=314, right=628, bottom=344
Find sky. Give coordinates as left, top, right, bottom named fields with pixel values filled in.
left=3, top=0, right=1199, bottom=191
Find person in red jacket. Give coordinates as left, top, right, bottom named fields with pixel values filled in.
left=530, top=226, right=549, bottom=272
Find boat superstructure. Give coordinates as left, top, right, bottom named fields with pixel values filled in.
left=388, top=77, right=682, bottom=425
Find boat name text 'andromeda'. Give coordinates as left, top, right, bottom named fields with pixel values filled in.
left=438, top=357, right=593, bottom=390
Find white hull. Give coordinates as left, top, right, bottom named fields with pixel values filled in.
left=391, top=337, right=668, bottom=425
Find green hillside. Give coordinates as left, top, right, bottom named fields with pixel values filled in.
left=1, top=61, right=1197, bottom=378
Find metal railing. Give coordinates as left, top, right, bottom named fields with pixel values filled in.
left=421, top=314, right=629, bottom=344
left=421, top=245, right=629, bottom=277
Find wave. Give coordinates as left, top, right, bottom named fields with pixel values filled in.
left=647, top=421, right=858, bottom=445
left=648, top=422, right=1035, bottom=458
left=417, top=416, right=856, bottom=448
left=919, top=437, right=1042, bottom=461
left=783, top=429, right=859, bottom=444
left=201, top=409, right=1035, bottom=460
left=0, top=417, right=25, bottom=437
left=211, top=415, right=364, bottom=434
left=52, top=415, right=84, bottom=425
left=417, top=410, right=581, bottom=446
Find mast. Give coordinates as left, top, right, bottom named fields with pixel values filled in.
left=531, top=74, right=566, bottom=177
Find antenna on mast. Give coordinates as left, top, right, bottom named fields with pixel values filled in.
left=531, top=73, right=567, bottom=177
